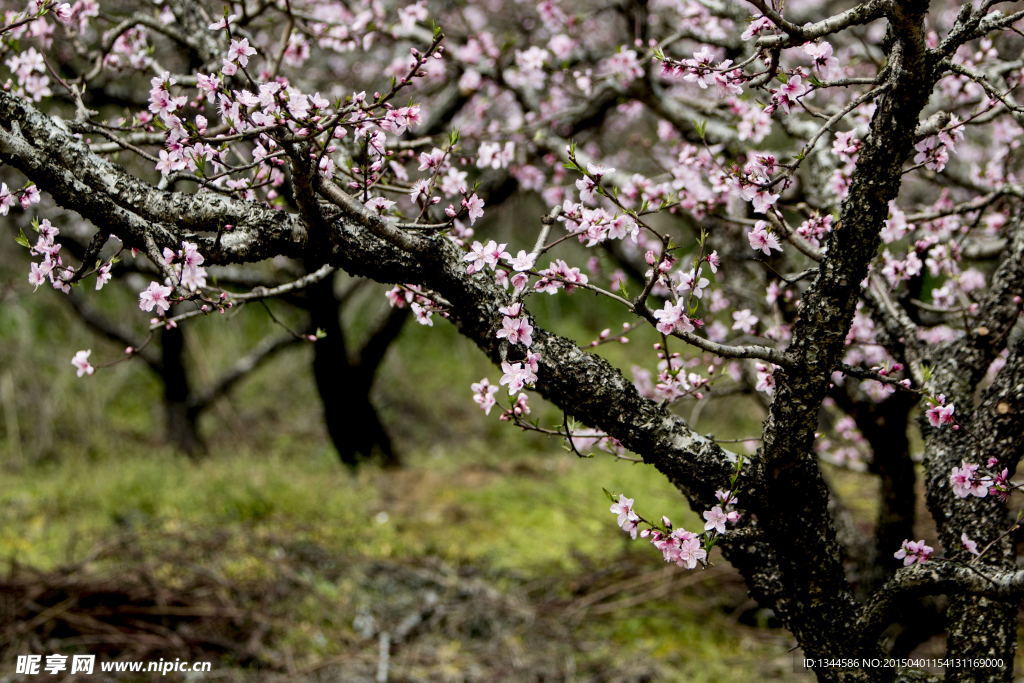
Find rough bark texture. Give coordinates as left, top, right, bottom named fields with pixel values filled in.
left=747, top=5, right=937, bottom=675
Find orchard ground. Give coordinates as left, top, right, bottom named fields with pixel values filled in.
left=0, top=235, right=1013, bottom=680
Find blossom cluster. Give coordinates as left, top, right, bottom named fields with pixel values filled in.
left=26, top=218, right=72, bottom=294
left=609, top=489, right=740, bottom=569
left=949, top=459, right=1014, bottom=501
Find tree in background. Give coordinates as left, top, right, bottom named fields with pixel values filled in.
left=3, top=0, right=1024, bottom=679
left=57, top=248, right=407, bottom=464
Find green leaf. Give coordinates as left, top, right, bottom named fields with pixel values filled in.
left=919, top=364, right=934, bottom=383
left=693, top=119, right=706, bottom=140
left=14, top=228, right=30, bottom=248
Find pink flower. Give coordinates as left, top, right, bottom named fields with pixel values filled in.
left=477, top=141, right=515, bottom=169
left=913, top=136, right=950, bottom=172
left=155, top=149, right=185, bottom=175
left=95, top=263, right=112, bottom=290
left=496, top=316, right=534, bottom=347
left=706, top=251, right=720, bottom=273
left=961, top=532, right=980, bottom=556
left=0, top=183, right=15, bottom=216
left=417, top=148, right=446, bottom=171
left=71, top=349, right=94, bottom=377
left=226, top=38, right=256, bottom=67
left=506, top=250, right=536, bottom=272
left=803, top=41, right=837, bottom=79
left=702, top=506, right=728, bottom=534
left=208, top=14, right=237, bottom=31
left=989, top=468, right=1011, bottom=501
left=139, top=281, right=172, bottom=314
left=731, top=309, right=759, bottom=334
left=411, top=302, right=433, bottom=326
left=677, top=268, right=709, bottom=299
left=652, top=300, right=694, bottom=335
left=196, top=73, right=220, bottom=100
left=51, top=2, right=73, bottom=23
left=464, top=240, right=508, bottom=274
left=677, top=535, right=707, bottom=569
left=610, top=494, right=640, bottom=538
left=768, top=74, right=810, bottom=114
left=28, top=262, right=47, bottom=290
left=741, top=15, right=775, bottom=41
left=894, top=539, right=933, bottom=566
left=20, top=185, right=39, bottom=208
left=462, top=193, right=485, bottom=225
left=499, top=361, right=537, bottom=394
left=365, top=196, right=395, bottom=214
left=747, top=221, right=782, bottom=256
left=755, top=364, right=775, bottom=395
left=950, top=461, right=990, bottom=498
left=925, top=401, right=955, bottom=427
left=178, top=241, right=206, bottom=291
left=508, top=393, right=530, bottom=417
left=471, top=378, right=499, bottom=415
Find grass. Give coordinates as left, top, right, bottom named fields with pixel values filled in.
left=0, top=437, right=687, bottom=575
left=0, top=441, right=801, bottom=680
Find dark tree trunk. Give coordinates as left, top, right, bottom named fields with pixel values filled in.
left=160, top=322, right=204, bottom=457
left=307, top=276, right=400, bottom=468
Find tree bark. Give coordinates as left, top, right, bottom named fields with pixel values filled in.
left=307, top=276, right=400, bottom=468
left=159, top=320, right=204, bottom=457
